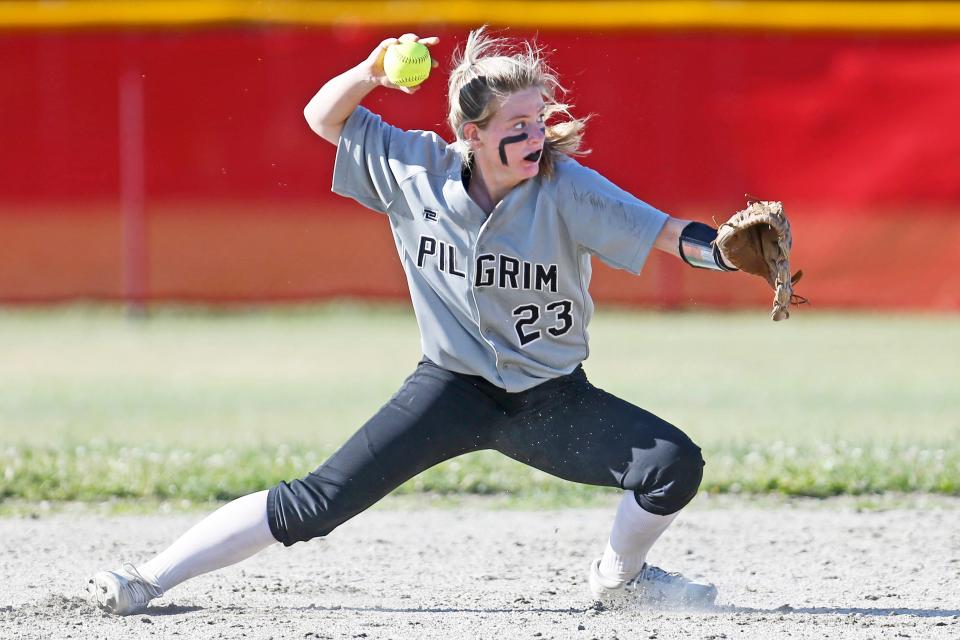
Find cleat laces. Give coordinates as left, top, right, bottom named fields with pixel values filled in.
left=632, top=564, right=685, bottom=586
left=119, top=562, right=164, bottom=610
left=624, top=563, right=715, bottom=606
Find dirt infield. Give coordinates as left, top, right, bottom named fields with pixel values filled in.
left=2, top=497, right=958, bottom=639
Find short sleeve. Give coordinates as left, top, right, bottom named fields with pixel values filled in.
left=331, top=106, right=450, bottom=214
left=552, top=159, right=669, bottom=274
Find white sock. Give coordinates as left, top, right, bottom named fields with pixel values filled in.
left=598, top=491, right=679, bottom=583
left=139, top=490, right=276, bottom=593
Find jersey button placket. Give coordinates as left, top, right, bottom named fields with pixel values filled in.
left=471, top=214, right=504, bottom=372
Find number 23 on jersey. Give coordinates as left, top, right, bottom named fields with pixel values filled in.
left=512, top=300, right=574, bottom=346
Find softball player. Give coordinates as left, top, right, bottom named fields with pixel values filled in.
left=89, top=28, right=739, bottom=615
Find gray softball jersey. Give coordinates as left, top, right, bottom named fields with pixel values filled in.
left=332, top=106, right=667, bottom=392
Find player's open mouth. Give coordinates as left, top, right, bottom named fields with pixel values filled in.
left=524, top=150, right=543, bottom=163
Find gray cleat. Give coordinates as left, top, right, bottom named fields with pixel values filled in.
left=589, top=558, right=718, bottom=608
left=87, top=563, right=164, bottom=616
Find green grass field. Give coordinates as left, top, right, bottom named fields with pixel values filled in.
left=1, top=304, right=958, bottom=504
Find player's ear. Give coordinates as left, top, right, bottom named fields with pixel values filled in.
left=462, top=122, right=482, bottom=148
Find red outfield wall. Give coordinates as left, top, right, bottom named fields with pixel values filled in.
left=2, top=26, right=959, bottom=309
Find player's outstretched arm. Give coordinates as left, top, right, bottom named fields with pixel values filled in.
left=303, top=34, right=440, bottom=145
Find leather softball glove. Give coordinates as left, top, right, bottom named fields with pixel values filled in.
left=715, top=198, right=806, bottom=321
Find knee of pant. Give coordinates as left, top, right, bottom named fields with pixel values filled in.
left=267, top=478, right=352, bottom=547
left=624, top=441, right=705, bottom=516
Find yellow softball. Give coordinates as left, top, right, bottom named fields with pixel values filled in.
left=383, top=41, right=432, bottom=88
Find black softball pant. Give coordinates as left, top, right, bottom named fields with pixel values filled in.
left=267, top=359, right=704, bottom=546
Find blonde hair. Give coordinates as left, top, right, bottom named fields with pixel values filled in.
left=447, top=27, right=589, bottom=178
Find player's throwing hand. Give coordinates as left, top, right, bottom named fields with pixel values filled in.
left=363, top=33, right=440, bottom=94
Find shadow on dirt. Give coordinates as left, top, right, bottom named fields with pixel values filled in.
left=295, top=604, right=588, bottom=614
left=140, top=603, right=204, bottom=616
left=720, top=604, right=960, bottom=618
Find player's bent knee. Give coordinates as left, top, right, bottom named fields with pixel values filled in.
left=266, top=478, right=356, bottom=547
left=625, top=440, right=705, bottom=516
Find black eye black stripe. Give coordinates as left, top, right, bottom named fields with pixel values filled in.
left=498, top=133, right=528, bottom=165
